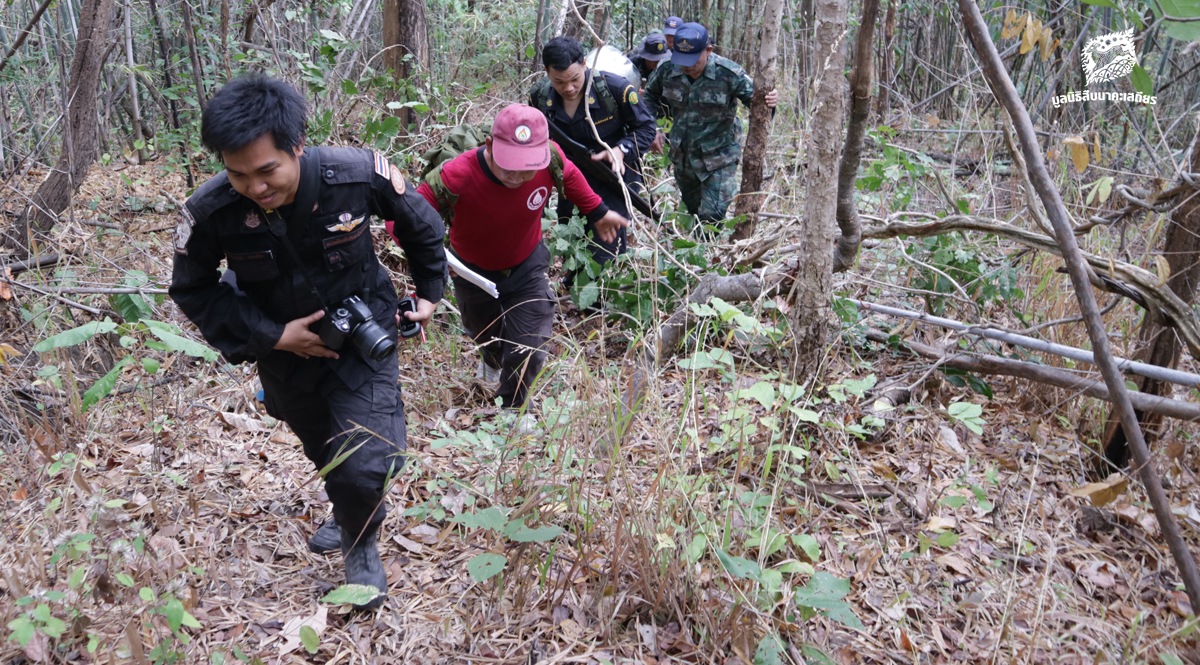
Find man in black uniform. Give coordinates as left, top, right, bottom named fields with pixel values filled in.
left=529, top=35, right=656, bottom=272
left=169, top=75, right=447, bottom=610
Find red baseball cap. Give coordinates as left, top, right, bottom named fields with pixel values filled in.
left=491, top=104, right=551, bottom=171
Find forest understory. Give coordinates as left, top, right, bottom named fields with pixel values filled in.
left=4, top=0, right=1200, bottom=663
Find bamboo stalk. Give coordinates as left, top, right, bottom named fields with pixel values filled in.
left=0, top=0, right=54, bottom=74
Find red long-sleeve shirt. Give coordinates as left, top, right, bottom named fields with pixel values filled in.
left=393, top=145, right=607, bottom=271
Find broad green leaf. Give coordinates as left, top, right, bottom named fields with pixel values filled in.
left=111, top=293, right=154, bottom=323
left=142, top=358, right=160, bottom=374
left=754, top=634, right=786, bottom=665
left=800, top=645, right=839, bottom=665
left=948, top=402, right=982, bottom=419
left=321, top=584, right=384, bottom=605
left=164, top=597, right=186, bottom=632
left=146, top=326, right=218, bottom=361
left=941, top=496, right=968, bottom=508
left=467, top=553, right=507, bottom=582
left=33, top=319, right=117, bottom=352
left=735, top=382, right=775, bottom=409
left=7, top=616, right=34, bottom=647
left=1162, top=654, right=1186, bottom=665
left=793, top=534, right=821, bottom=561
left=758, top=568, right=783, bottom=593
left=1155, top=0, right=1200, bottom=40
left=936, top=530, right=960, bottom=547
left=778, top=383, right=805, bottom=403
left=449, top=507, right=507, bottom=531
left=778, top=561, right=815, bottom=574
left=82, top=356, right=134, bottom=411
left=67, top=566, right=86, bottom=589
left=1131, top=64, right=1154, bottom=96
left=792, top=407, right=821, bottom=424
left=576, top=281, right=600, bottom=310
left=686, top=534, right=706, bottom=563
left=715, top=548, right=760, bottom=580
left=300, top=625, right=320, bottom=654
left=794, top=572, right=863, bottom=629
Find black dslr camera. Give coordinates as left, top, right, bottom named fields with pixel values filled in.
left=319, top=295, right=396, bottom=361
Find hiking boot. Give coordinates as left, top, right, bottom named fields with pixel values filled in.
left=307, top=519, right=341, bottom=555
left=342, top=531, right=387, bottom=610
left=476, top=359, right=501, bottom=384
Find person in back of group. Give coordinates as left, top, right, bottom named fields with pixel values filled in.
left=649, top=17, right=685, bottom=154
left=170, top=75, right=447, bottom=611
left=629, top=32, right=670, bottom=85
left=645, top=22, right=778, bottom=230
left=663, top=16, right=683, bottom=49
left=390, top=104, right=629, bottom=426
left=529, top=35, right=656, bottom=276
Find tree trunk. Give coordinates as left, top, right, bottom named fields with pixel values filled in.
left=831, top=0, right=877, bottom=271
left=1102, top=129, right=1200, bottom=467
left=384, top=0, right=429, bottom=132
left=181, top=1, right=206, bottom=110
left=5, top=0, right=114, bottom=256
left=875, top=0, right=895, bottom=117
left=789, top=0, right=846, bottom=375
left=730, top=0, right=785, bottom=239
left=533, top=0, right=548, bottom=69
left=123, top=0, right=144, bottom=164
left=563, top=0, right=589, bottom=40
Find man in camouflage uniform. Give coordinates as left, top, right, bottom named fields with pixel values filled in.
left=644, top=22, right=778, bottom=227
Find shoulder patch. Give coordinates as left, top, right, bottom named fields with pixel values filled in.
left=623, top=84, right=636, bottom=101
left=173, top=204, right=196, bottom=255
left=629, top=90, right=640, bottom=105
left=389, top=163, right=407, bottom=195
left=374, top=152, right=390, bottom=178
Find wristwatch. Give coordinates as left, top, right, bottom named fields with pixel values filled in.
left=618, top=144, right=631, bottom=154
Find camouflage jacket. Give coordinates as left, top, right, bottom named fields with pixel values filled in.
left=644, top=53, right=754, bottom=174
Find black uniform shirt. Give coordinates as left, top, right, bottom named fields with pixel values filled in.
left=530, top=70, right=657, bottom=179
left=169, top=146, right=447, bottom=391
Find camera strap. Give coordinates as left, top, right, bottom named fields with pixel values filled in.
left=264, top=147, right=336, bottom=314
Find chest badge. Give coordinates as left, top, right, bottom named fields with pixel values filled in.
left=527, top=186, right=548, bottom=210
left=244, top=212, right=262, bottom=229
left=326, top=213, right=365, bottom=233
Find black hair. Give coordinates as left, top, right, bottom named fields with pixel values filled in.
left=542, top=36, right=586, bottom=71
left=200, top=74, right=307, bottom=155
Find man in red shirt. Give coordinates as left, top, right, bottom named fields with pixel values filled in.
left=387, top=104, right=628, bottom=419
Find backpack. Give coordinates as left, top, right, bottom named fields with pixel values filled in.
left=421, top=121, right=565, bottom=227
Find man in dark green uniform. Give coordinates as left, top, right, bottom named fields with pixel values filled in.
left=170, top=75, right=447, bottom=610
left=644, top=22, right=778, bottom=228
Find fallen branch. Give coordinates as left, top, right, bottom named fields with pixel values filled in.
left=851, top=298, right=1200, bottom=388
left=862, top=214, right=1200, bottom=358
left=865, top=330, right=1200, bottom=421
left=2, top=253, right=61, bottom=274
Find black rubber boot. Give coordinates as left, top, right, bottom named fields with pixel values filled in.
left=307, top=519, right=341, bottom=555
left=342, top=531, right=387, bottom=610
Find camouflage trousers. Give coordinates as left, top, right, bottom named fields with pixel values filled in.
left=675, top=160, right=738, bottom=224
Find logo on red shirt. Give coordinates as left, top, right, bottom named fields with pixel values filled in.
left=527, top=186, right=548, bottom=210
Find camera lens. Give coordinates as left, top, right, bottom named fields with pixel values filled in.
left=350, top=319, right=396, bottom=361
